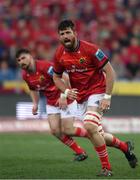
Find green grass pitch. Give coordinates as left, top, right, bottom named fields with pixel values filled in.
left=0, top=133, right=139, bottom=179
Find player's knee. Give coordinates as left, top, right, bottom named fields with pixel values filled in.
left=84, top=122, right=98, bottom=134
left=61, top=120, right=75, bottom=135
left=98, top=124, right=104, bottom=137
left=62, top=126, right=73, bottom=135
left=51, top=128, right=61, bottom=137
left=62, top=127, right=70, bottom=134
left=83, top=111, right=101, bottom=134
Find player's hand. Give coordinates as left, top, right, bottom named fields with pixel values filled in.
left=32, top=104, right=38, bottom=115
left=65, top=88, right=78, bottom=100
left=58, top=94, right=68, bottom=110
left=99, top=98, right=111, bottom=113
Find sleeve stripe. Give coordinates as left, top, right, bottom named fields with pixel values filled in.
left=53, top=69, right=63, bottom=75
left=99, top=59, right=109, bottom=69
left=47, top=66, right=54, bottom=77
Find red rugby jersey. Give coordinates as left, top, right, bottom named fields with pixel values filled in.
left=22, top=60, right=60, bottom=106
left=54, top=40, right=109, bottom=103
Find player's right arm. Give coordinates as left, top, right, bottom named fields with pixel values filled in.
left=53, top=72, right=67, bottom=92
left=53, top=48, right=68, bottom=93
left=53, top=47, right=78, bottom=100
left=53, top=72, right=78, bottom=100
left=22, top=72, right=39, bottom=115
left=53, top=67, right=78, bottom=101
left=30, top=90, right=39, bottom=115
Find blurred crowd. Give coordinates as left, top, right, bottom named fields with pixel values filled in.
left=0, top=0, right=140, bottom=82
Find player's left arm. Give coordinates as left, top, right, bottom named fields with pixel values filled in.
left=103, top=61, right=116, bottom=96
left=99, top=62, right=116, bottom=112
left=92, top=46, right=116, bottom=112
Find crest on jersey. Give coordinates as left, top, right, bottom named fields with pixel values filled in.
left=79, top=57, right=86, bottom=64
left=39, top=75, right=45, bottom=82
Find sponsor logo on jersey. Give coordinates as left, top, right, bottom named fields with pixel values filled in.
left=95, top=49, right=105, bottom=61
left=67, top=67, right=87, bottom=73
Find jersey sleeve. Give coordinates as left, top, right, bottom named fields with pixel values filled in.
left=90, top=44, right=109, bottom=69
left=41, top=61, right=54, bottom=77
left=22, top=72, right=35, bottom=91
left=53, top=47, right=65, bottom=75
left=26, top=80, right=36, bottom=90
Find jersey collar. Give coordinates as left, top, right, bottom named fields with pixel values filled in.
left=65, top=40, right=80, bottom=52
left=27, top=60, right=37, bottom=73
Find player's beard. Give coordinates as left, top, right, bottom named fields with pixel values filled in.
left=62, top=37, right=76, bottom=50
left=21, top=64, right=28, bottom=69
left=21, top=63, right=30, bottom=70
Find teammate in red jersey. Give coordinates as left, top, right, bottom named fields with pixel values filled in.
left=16, top=48, right=89, bottom=161
left=53, top=20, right=138, bottom=176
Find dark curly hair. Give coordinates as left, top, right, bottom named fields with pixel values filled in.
left=16, top=48, right=30, bottom=59
left=58, top=19, right=75, bottom=32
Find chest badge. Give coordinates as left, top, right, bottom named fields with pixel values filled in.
left=39, top=75, right=45, bottom=82
left=79, top=57, right=86, bottom=64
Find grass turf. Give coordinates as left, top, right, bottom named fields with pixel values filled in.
left=0, top=133, right=139, bottom=179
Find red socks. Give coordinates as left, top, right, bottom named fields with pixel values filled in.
left=60, top=134, right=85, bottom=154
left=95, top=144, right=111, bottom=170
left=111, top=136, right=128, bottom=153
left=75, top=127, right=89, bottom=138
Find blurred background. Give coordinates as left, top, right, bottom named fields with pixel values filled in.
left=0, top=0, right=140, bottom=133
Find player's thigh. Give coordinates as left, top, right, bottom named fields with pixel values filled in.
left=84, top=95, right=104, bottom=131
left=47, top=104, right=61, bottom=131
left=78, top=101, right=104, bottom=135
left=60, top=100, right=77, bottom=119
left=76, top=102, right=87, bottom=121
left=60, top=100, right=77, bottom=132
left=87, top=93, right=104, bottom=112
left=61, top=117, right=75, bottom=130
left=48, top=114, right=61, bottom=130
